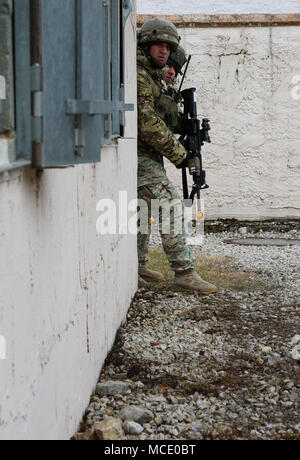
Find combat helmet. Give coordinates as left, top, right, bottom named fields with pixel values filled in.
left=167, top=45, right=187, bottom=75
left=138, top=18, right=180, bottom=51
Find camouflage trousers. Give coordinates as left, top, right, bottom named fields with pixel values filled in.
left=137, top=179, right=195, bottom=274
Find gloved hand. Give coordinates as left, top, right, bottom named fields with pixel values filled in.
left=176, top=153, right=190, bottom=169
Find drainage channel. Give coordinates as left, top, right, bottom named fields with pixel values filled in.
left=223, top=238, right=300, bottom=247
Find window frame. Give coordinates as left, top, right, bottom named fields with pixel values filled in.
left=0, top=0, right=31, bottom=173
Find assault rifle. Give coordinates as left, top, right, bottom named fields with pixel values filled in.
left=175, top=55, right=211, bottom=213
left=178, top=87, right=211, bottom=214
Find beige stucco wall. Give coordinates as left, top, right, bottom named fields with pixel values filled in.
left=137, top=0, right=300, bottom=15
left=0, top=3, right=137, bottom=441
left=165, top=24, right=300, bottom=220
left=138, top=13, right=300, bottom=220
left=164, top=22, right=300, bottom=219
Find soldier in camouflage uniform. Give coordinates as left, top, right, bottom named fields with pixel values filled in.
left=165, top=45, right=187, bottom=85
left=137, top=18, right=217, bottom=294
left=163, top=45, right=188, bottom=134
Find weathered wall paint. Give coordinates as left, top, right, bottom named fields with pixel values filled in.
left=0, top=138, right=9, bottom=165
left=164, top=25, right=300, bottom=220
left=0, top=2, right=137, bottom=441
left=137, top=0, right=300, bottom=15
left=137, top=9, right=300, bottom=220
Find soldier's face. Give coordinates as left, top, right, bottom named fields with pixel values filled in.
left=165, top=65, right=176, bottom=84
left=149, top=43, right=171, bottom=65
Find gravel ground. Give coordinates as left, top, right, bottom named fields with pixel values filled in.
left=73, top=230, right=300, bottom=441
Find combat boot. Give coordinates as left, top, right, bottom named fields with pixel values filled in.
left=139, top=266, right=165, bottom=282
left=173, top=270, right=218, bottom=294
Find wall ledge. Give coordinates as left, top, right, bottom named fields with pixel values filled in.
left=137, top=13, right=300, bottom=28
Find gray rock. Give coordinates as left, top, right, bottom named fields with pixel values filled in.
left=294, top=394, right=300, bottom=410
left=96, top=381, right=131, bottom=397
left=189, top=421, right=204, bottom=434
left=267, top=353, right=281, bottom=366
left=292, top=344, right=300, bottom=361
left=119, top=405, right=154, bottom=424
left=123, top=420, right=144, bottom=435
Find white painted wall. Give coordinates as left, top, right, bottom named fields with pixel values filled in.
left=0, top=4, right=137, bottom=441
left=165, top=25, right=300, bottom=220
left=137, top=0, right=300, bottom=15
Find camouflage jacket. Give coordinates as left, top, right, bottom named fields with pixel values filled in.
left=165, top=82, right=184, bottom=134
left=137, top=47, right=187, bottom=184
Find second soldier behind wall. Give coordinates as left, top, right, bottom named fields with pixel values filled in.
left=137, top=18, right=217, bottom=294
left=163, top=45, right=187, bottom=134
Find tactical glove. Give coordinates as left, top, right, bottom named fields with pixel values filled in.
left=176, top=153, right=190, bottom=169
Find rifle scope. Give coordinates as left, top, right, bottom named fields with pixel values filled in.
left=181, top=88, right=197, bottom=119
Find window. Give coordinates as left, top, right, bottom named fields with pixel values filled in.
left=0, top=0, right=134, bottom=172
left=0, top=0, right=31, bottom=172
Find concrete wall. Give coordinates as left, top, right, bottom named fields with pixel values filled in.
left=137, top=0, right=300, bottom=15
left=0, top=2, right=137, bottom=441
